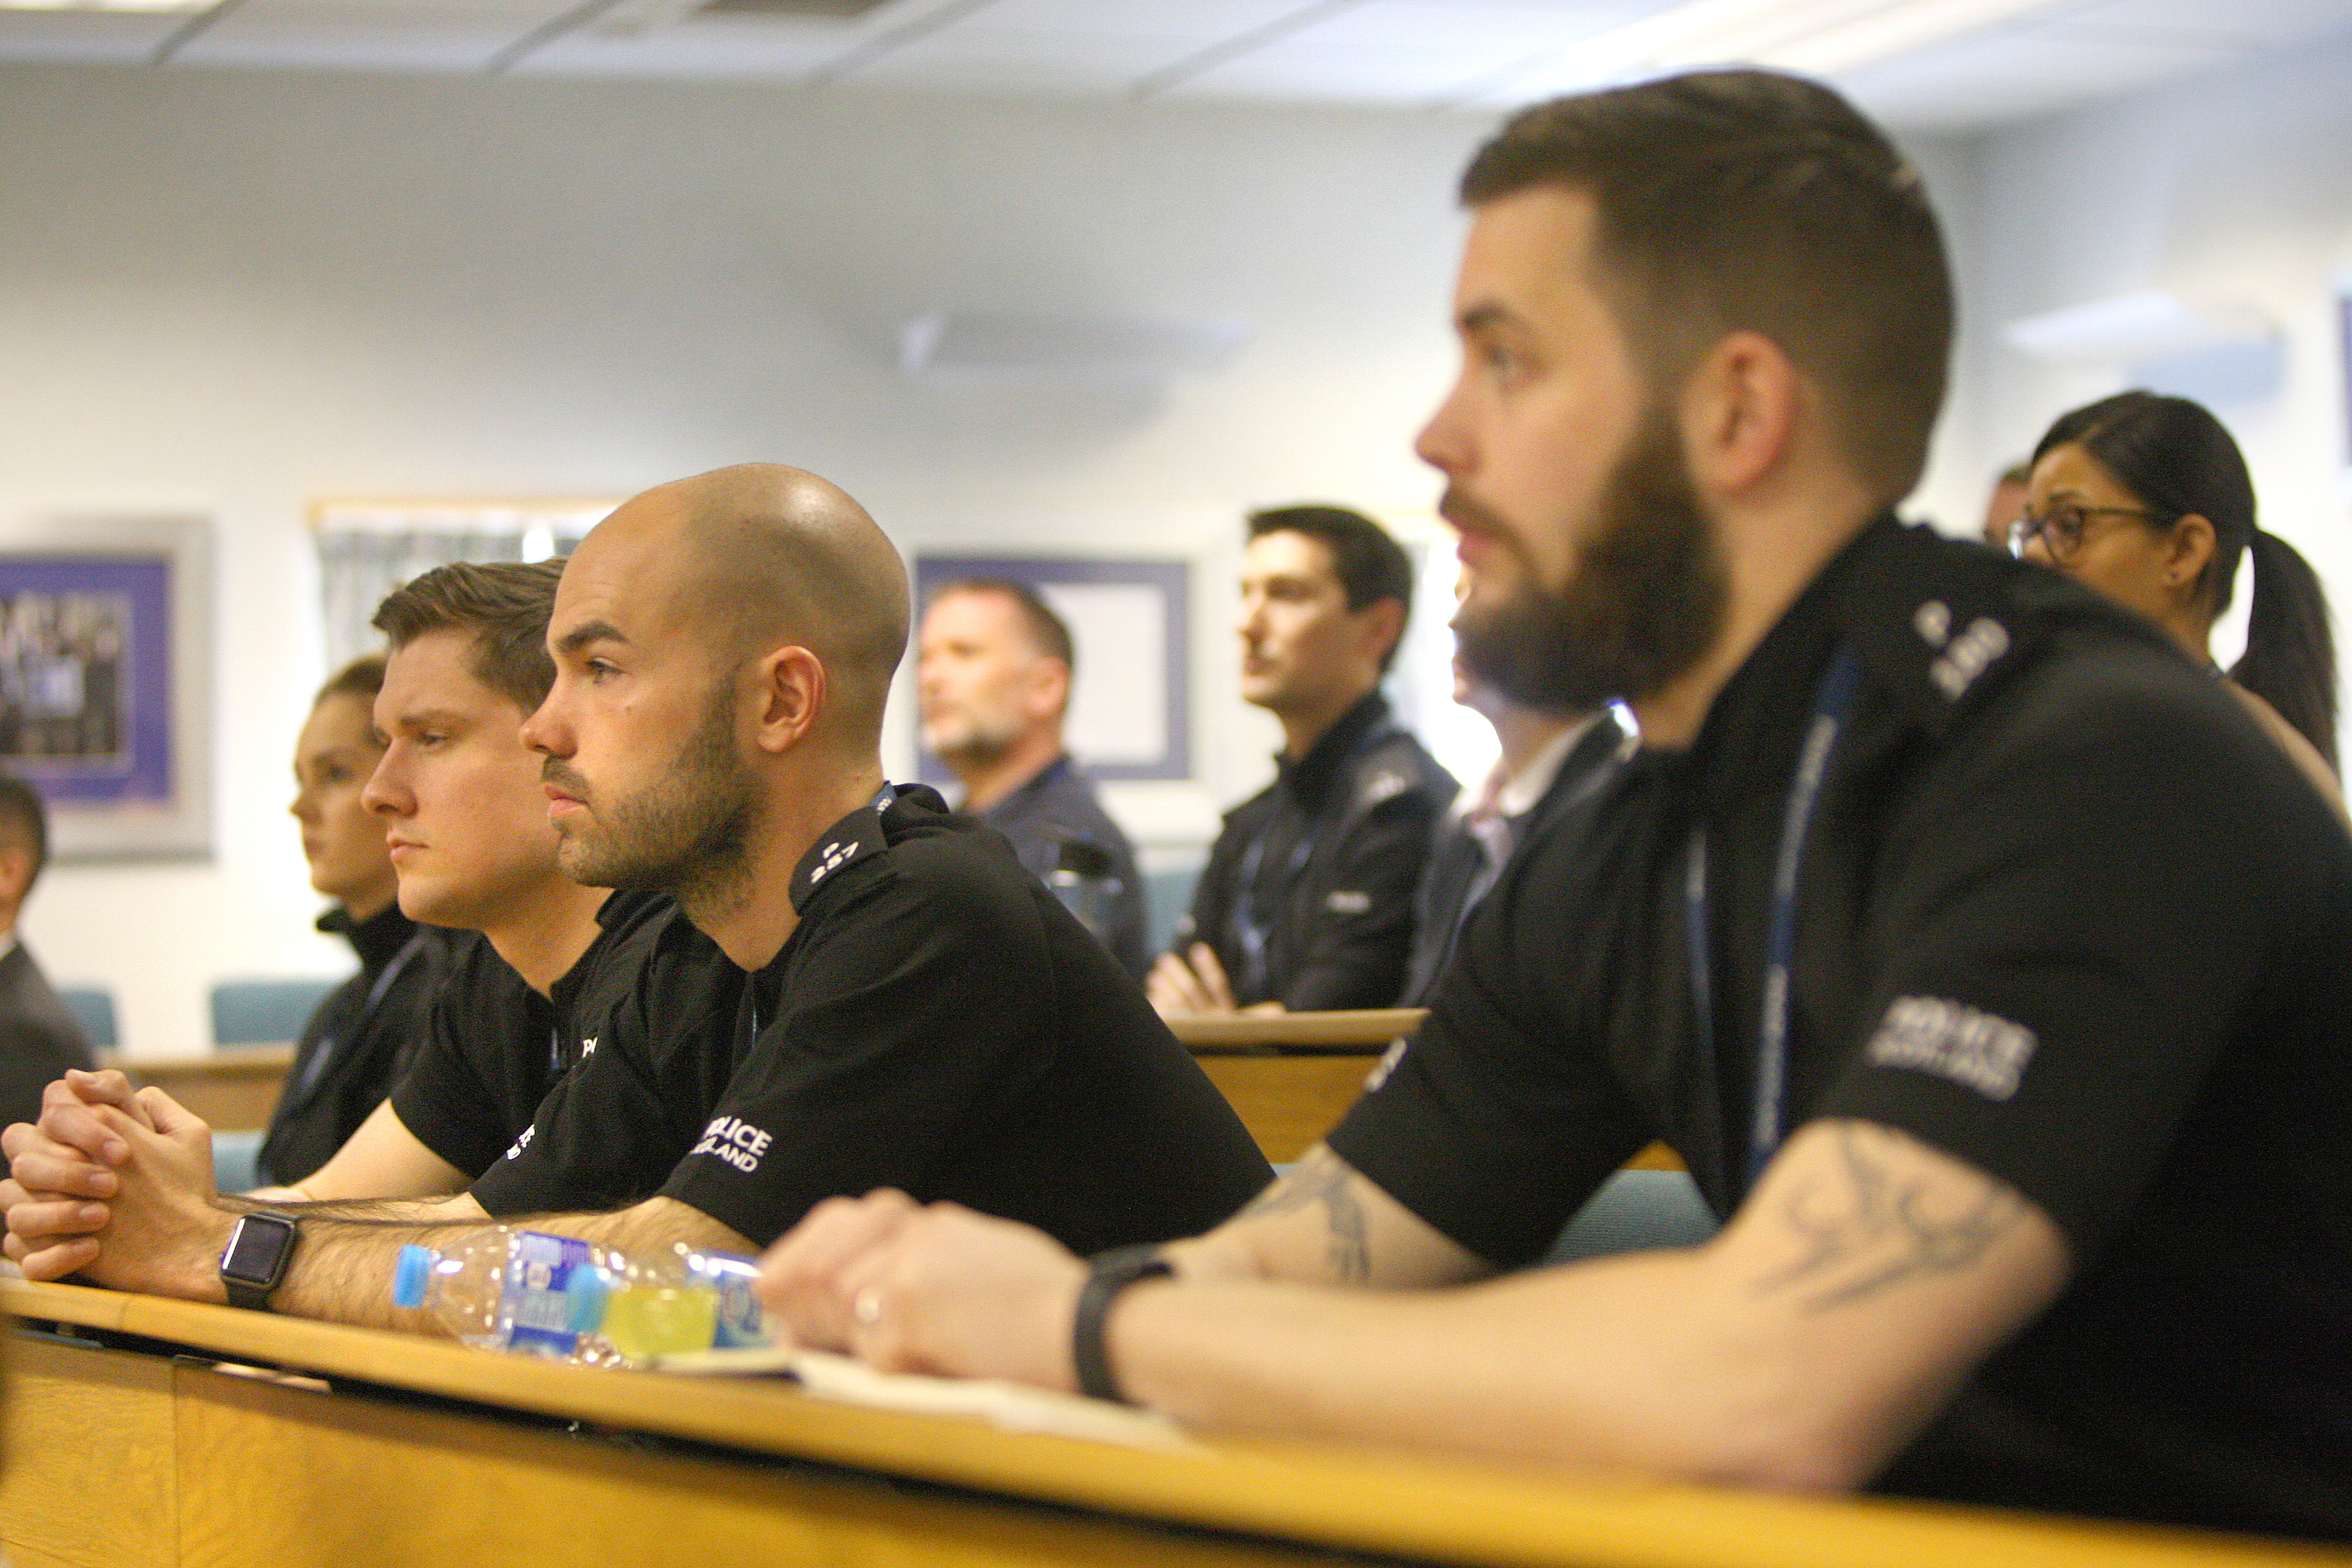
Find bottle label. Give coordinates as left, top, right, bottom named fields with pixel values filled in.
left=698, top=1252, right=767, bottom=1349
left=502, top=1231, right=597, bottom=1359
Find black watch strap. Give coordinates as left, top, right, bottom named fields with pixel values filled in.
left=1072, top=1244, right=1172, bottom=1404
left=219, top=1212, right=301, bottom=1312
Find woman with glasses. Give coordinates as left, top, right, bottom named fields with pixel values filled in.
left=2013, top=390, right=2343, bottom=817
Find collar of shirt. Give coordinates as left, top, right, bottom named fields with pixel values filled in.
left=977, top=753, right=1074, bottom=821
left=317, top=899, right=420, bottom=972
left=1493, top=709, right=1608, bottom=821
left=787, top=793, right=896, bottom=913
left=1678, top=514, right=1899, bottom=820
left=1274, top=690, right=1392, bottom=812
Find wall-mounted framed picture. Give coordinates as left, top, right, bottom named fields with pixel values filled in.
left=0, top=515, right=212, bottom=860
left=912, top=555, right=1191, bottom=785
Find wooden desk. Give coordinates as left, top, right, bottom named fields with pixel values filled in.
left=1175, top=1011, right=1683, bottom=1172
left=105, top=1048, right=296, bottom=1133
left=7, top=1279, right=2339, bottom=1568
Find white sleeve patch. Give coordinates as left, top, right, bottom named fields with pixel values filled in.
left=1325, top=889, right=1371, bottom=914
left=1865, top=995, right=2037, bottom=1101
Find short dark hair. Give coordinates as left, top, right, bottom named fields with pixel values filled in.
left=371, top=560, right=563, bottom=714
left=314, top=651, right=387, bottom=710
left=0, top=771, right=49, bottom=887
left=1246, top=505, right=1415, bottom=671
left=1460, top=68, right=1951, bottom=501
left=931, top=579, right=1075, bottom=671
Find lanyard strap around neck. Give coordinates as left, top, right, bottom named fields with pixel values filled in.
left=1683, top=643, right=1863, bottom=1194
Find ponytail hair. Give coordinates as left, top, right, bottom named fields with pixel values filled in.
left=2234, top=529, right=2337, bottom=771
left=2034, top=390, right=2337, bottom=769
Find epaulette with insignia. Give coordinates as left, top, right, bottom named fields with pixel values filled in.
left=1839, top=522, right=2053, bottom=738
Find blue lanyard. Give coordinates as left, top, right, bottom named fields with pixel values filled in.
left=1683, top=644, right=1862, bottom=1193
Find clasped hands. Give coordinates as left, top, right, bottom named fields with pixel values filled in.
left=1, top=1069, right=228, bottom=1298
left=1146, top=942, right=1287, bottom=1018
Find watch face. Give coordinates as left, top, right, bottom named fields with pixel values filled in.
left=222, top=1215, right=296, bottom=1285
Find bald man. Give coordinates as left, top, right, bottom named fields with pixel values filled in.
left=4, top=465, right=1268, bottom=1334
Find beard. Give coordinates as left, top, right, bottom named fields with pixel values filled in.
left=921, top=703, right=1018, bottom=768
left=549, top=680, right=759, bottom=903
left=1451, top=408, right=1727, bottom=713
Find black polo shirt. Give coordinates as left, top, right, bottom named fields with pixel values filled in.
left=467, top=900, right=746, bottom=1217
left=256, top=902, right=448, bottom=1188
left=1329, top=517, right=2352, bottom=1540
left=976, top=754, right=1149, bottom=980
left=388, top=891, right=668, bottom=1180
left=1180, top=693, right=1455, bottom=1010
left=656, top=784, right=1273, bottom=1251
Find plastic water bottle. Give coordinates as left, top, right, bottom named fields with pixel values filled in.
left=391, top=1228, right=608, bottom=1361
left=579, top=1243, right=767, bottom=1366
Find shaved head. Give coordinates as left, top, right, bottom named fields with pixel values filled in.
left=592, top=463, right=909, bottom=746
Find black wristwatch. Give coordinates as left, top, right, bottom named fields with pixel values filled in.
left=1072, top=1244, right=1173, bottom=1404
left=219, top=1212, right=301, bottom=1311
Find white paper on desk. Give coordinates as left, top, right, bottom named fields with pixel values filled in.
left=656, top=1345, right=1198, bottom=1453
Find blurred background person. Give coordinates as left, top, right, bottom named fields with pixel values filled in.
left=1402, top=658, right=1625, bottom=1008
left=1980, top=459, right=2030, bottom=550
left=917, top=578, right=1146, bottom=978
left=2015, top=390, right=2341, bottom=814
left=250, top=655, right=448, bottom=1190
left=0, top=769, right=94, bottom=1159
left=1154, top=505, right=1453, bottom=1016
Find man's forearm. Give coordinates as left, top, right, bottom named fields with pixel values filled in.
left=263, top=1196, right=756, bottom=1335
left=1106, top=1122, right=2066, bottom=1491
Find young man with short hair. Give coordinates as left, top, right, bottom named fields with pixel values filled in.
left=2, top=561, right=661, bottom=1240
left=1151, top=505, right=1453, bottom=1016
left=756, top=71, right=2352, bottom=1542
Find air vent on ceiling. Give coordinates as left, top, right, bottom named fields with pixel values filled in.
left=695, top=0, right=888, bottom=17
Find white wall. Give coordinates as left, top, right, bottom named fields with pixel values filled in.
left=1945, top=30, right=2352, bottom=707
left=0, top=64, right=1514, bottom=1054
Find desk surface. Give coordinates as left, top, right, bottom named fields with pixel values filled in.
left=1168, top=1009, right=1424, bottom=1050
left=6, top=1278, right=2341, bottom=1568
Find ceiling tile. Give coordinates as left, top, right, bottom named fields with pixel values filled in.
left=1837, top=22, right=2253, bottom=128
left=0, top=9, right=184, bottom=62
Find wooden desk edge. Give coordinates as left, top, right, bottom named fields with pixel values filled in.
left=1172, top=1010, right=1424, bottom=1051
left=6, top=1279, right=2337, bottom=1568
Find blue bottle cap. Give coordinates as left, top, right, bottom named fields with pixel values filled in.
left=567, top=1267, right=608, bottom=1335
left=392, top=1244, right=433, bottom=1310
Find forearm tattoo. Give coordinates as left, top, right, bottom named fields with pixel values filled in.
left=1238, top=1147, right=1372, bottom=1283
left=1751, top=1124, right=2025, bottom=1312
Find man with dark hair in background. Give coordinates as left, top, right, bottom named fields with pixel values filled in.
left=759, top=70, right=2352, bottom=1541
left=918, top=578, right=1147, bottom=977
left=0, top=770, right=94, bottom=1153
left=1151, top=505, right=1453, bottom=1015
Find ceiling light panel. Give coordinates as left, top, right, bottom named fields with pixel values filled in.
left=169, top=0, right=581, bottom=70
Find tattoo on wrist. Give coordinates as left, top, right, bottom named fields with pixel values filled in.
left=1238, top=1148, right=1371, bottom=1283
left=1752, top=1124, right=2025, bottom=1312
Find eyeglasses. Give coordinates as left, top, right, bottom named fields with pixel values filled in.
left=2007, top=502, right=2159, bottom=562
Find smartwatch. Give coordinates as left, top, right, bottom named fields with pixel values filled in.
left=219, top=1212, right=301, bottom=1311
left=1071, top=1244, right=1172, bottom=1405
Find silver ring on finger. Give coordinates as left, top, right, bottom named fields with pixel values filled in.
left=852, top=1288, right=883, bottom=1328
